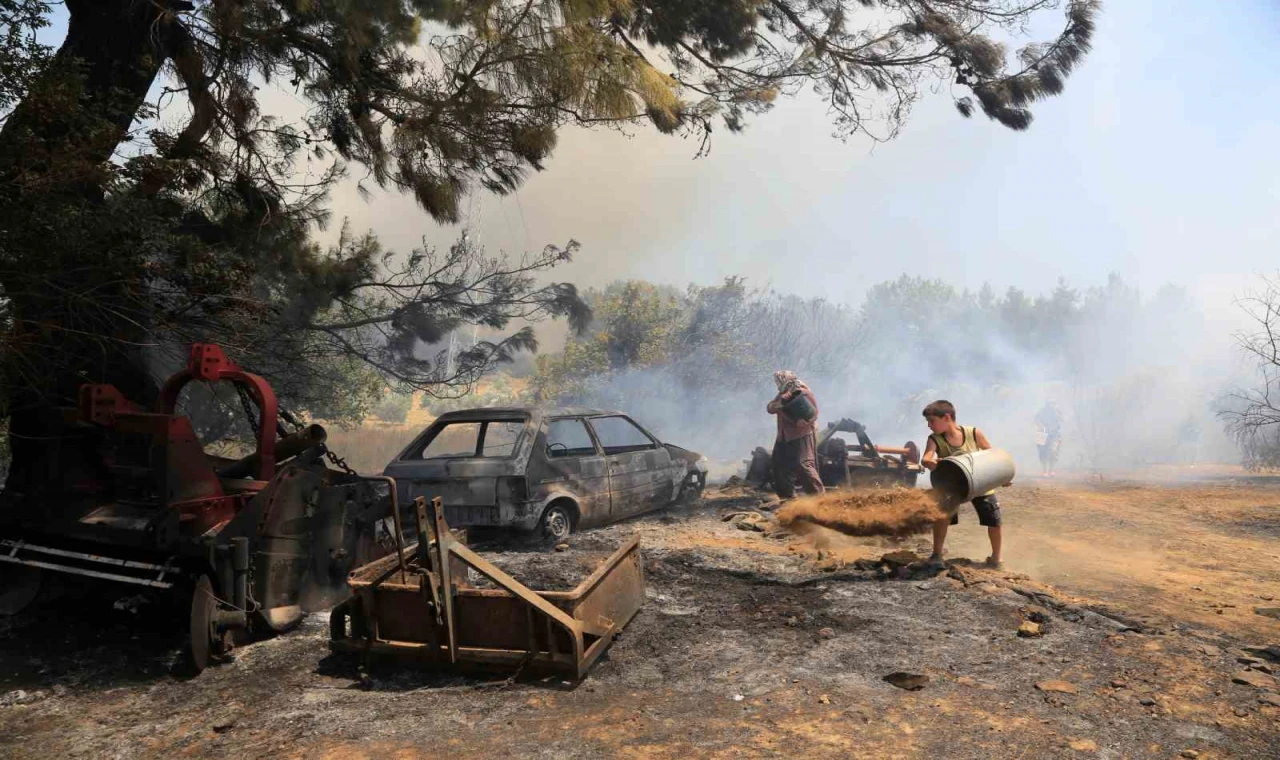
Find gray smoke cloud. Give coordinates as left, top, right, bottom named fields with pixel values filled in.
left=548, top=276, right=1244, bottom=481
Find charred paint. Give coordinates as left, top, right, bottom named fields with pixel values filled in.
left=382, top=408, right=705, bottom=535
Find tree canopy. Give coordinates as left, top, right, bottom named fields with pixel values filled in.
left=0, top=0, right=1099, bottom=487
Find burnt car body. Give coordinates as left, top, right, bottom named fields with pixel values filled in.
left=382, top=408, right=707, bottom=540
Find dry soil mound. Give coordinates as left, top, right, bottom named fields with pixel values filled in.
left=777, top=487, right=948, bottom=538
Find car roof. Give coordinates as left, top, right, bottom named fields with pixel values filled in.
left=432, top=406, right=625, bottom=422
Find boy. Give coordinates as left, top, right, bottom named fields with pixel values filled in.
left=920, top=400, right=1003, bottom=569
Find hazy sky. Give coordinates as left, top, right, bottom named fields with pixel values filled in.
left=310, top=0, right=1280, bottom=330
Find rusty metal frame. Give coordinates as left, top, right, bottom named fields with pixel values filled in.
left=330, top=496, right=645, bottom=679
left=157, top=343, right=279, bottom=481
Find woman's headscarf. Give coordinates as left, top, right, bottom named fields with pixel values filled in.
left=773, top=370, right=802, bottom=393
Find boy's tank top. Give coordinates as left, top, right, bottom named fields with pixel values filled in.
left=930, top=426, right=993, bottom=496
left=931, top=425, right=979, bottom=458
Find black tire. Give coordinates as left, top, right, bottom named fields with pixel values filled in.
left=540, top=502, right=575, bottom=542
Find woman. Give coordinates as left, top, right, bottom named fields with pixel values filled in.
left=766, top=371, right=825, bottom=498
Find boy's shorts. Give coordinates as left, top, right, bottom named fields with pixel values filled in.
left=949, top=494, right=1002, bottom=527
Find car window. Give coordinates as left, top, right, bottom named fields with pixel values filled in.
left=481, top=421, right=524, bottom=458
left=419, top=422, right=481, bottom=458
left=590, top=416, right=656, bottom=455
left=545, top=419, right=597, bottom=458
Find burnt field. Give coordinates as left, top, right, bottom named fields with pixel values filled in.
left=1, top=474, right=1279, bottom=758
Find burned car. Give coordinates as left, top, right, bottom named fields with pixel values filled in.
left=383, top=408, right=708, bottom=541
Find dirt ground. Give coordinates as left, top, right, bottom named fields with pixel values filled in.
left=1, top=469, right=1279, bottom=758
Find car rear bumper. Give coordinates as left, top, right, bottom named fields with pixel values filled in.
left=442, top=500, right=543, bottom=532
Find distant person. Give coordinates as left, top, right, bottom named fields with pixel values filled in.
left=1034, top=399, right=1063, bottom=476
left=767, top=371, right=825, bottom=499
left=921, top=400, right=1003, bottom=569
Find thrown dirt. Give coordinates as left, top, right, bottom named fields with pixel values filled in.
left=777, top=487, right=948, bottom=538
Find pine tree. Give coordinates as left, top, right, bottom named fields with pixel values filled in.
left=0, top=0, right=1099, bottom=491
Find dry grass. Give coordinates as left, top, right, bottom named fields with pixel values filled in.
left=777, top=488, right=948, bottom=538
left=323, top=422, right=423, bottom=474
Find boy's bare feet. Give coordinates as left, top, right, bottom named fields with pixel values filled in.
left=983, top=556, right=1004, bottom=570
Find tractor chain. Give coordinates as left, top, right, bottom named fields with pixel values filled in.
left=234, top=389, right=360, bottom=477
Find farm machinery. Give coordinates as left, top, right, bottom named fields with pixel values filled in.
left=0, top=344, right=397, bottom=671
left=745, top=417, right=923, bottom=491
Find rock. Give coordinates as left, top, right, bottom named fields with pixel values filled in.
left=956, top=676, right=979, bottom=687
left=554, top=542, right=569, bottom=552
left=1233, top=707, right=1251, bottom=717
left=1250, top=662, right=1274, bottom=674
left=1023, top=607, right=1051, bottom=624
left=1110, top=680, right=1128, bottom=689
left=1241, top=644, right=1280, bottom=661
left=1258, top=693, right=1280, bottom=707
left=1255, top=607, right=1280, bottom=620
left=1231, top=670, right=1278, bottom=688
left=0, top=690, right=32, bottom=707
left=818, top=627, right=836, bottom=639
left=1180, top=751, right=1200, bottom=759
left=883, top=672, right=929, bottom=691
left=1018, top=622, right=1044, bottom=638
left=880, top=550, right=919, bottom=568
left=1068, top=739, right=1098, bottom=752
left=818, top=694, right=831, bottom=705
left=1199, top=645, right=1221, bottom=657
left=1237, top=655, right=1264, bottom=666
left=1035, top=680, right=1079, bottom=695
left=1139, top=697, right=1157, bottom=706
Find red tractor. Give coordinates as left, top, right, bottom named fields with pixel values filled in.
left=0, top=344, right=397, bottom=671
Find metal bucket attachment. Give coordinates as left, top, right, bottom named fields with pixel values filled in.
left=329, top=496, right=645, bottom=680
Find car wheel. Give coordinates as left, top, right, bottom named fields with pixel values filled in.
left=540, top=503, right=574, bottom=542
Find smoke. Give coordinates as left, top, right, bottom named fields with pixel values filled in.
left=538, top=274, right=1244, bottom=478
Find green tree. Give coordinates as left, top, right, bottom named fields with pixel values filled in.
left=0, top=0, right=1098, bottom=489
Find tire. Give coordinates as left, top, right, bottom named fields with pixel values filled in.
left=188, top=575, right=218, bottom=673
left=539, top=502, right=575, bottom=542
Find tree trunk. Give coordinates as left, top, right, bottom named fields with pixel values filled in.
left=0, top=1, right=179, bottom=498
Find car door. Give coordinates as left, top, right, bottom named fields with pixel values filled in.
left=532, top=417, right=611, bottom=526
left=587, top=415, right=674, bottom=518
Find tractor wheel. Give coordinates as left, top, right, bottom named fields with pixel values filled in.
left=188, top=575, right=229, bottom=673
